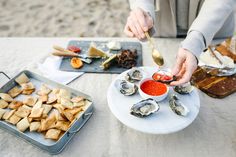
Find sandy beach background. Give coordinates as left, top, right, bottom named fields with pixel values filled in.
left=1, top=0, right=236, bottom=38
left=0, top=0, right=130, bottom=37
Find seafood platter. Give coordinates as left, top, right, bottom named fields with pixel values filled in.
left=0, top=70, right=93, bottom=154
left=107, top=67, right=200, bottom=134
left=53, top=40, right=143, bottom=74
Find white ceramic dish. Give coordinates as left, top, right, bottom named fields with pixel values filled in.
left=138, top=78, right=169, bottom=101
left=107, top=66, right=200, bottom=134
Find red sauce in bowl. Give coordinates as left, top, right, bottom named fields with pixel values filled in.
left=140, top=80, right=167, bottom=96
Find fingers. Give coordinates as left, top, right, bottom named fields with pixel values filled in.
left=175, top=63, right=186, bottom=77
left=171, top=53, right=186, bottom=76
left=170, top=53, right=198, bottom=86
left=124, top=8, right=154, bottom=39
left=127, top=17, right=142, bottom=39
left=143, top=11, right=154, bottom=29
left=130, top=12, right=145, bottom=39
left=124, top=23, right=134, bottom=37
left=170, top=67, right=192, bottom=86
left=135, top=9, right=148, bottom=32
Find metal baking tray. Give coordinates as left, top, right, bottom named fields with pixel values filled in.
left=0, top=70, right=93, bottom=154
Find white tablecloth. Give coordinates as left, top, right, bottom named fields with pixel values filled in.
left=0, top=38, right=235, bottom=157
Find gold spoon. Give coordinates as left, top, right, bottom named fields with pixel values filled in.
left=144, top=32, right=164, bottom=66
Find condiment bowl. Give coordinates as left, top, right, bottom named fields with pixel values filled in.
left=138, top=78, right=169, bottom=102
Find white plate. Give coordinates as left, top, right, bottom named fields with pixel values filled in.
left=107, top=66, right=200, bottom=134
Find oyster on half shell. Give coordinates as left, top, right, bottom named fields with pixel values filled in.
left=130, top=98, right=160, bottom=118
left=174, top=83, right=194, bottom=94
left=152, top=70, right=176, bottom=84
left=125, top=68, right=143, bottom=83
left=169, top=94, right=189, bottom=116
left=115, top=79, right=138, bottom=96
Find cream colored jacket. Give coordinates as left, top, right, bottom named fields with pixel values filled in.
left=129, top=0, right=235, bottom=57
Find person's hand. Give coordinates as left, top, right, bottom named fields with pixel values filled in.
left=170, top=48, right=198, bottom=86
left=124, top=8, right=154, bottom=40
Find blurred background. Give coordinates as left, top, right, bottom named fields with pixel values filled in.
left=1, top=0, right=236, bottom=38
left=0, top=0, right=129, bottom=37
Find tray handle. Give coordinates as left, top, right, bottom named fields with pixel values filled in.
left=0, top=71, right=10, bottom=80
left=68, top=112, right=93, bottom=134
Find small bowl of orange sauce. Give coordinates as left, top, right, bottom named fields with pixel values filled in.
left=139, top=78, right=169, bottom=101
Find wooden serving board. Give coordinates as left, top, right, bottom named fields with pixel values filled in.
left=59, top=40, right=143, bottom=74
left=190, top=67, right=236, bottom=98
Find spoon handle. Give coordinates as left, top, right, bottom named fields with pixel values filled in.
left=145, top=32, right=155, bottom=48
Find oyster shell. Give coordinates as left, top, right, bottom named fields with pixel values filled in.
left=169, top=94, right=189, bottom=116
left=130, top=98, right=160, bottom=118
left=152, top=70, right=176, bottom=84
left=174, top=83, right=194, bottom=94
left=115, top=79, right=138, bottom=96
left=125, top=68, right=143, bottom=82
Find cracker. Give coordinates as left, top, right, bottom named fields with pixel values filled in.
left=16, top=117, right=30, bottom=132
left=7, top=114, right=21, bottom=125
left=42, top=104, right=52, bottom=117
left=0, top=108, right=6, bottom=119
left=30, top=121, right=41, bottom=132
left=45, top=129, right=61, bottom=140
left=0, top=99, right=9, bottom=109
left=2, top=110, right=15, bottom=120
left=52, top=89, right=60, bottom=95
left=37, top=84, right=51, bottom=96
left=23, top=96, right=37, bottom=107
left=8, top=100, right=23, bottom=110
left=15, top=73, right=30, bottom=85
left=39, top=95, right=48, bottom=103
left=40, top=112, right=56, bottom=131
left=15, top=105, right=32, bottom=118
left=33, top=100, right=42, bottom=109
left=61, top=98, right=74, bottom=109
left=73, top=100, right=85, bottom=108
left=0, top=93, right=13, bottom=102
left=29, top=108, right=44, bottom=118
left=55, top=121, right=70, bottom=131
left=8, top=86, right=22, bottom=98
left=53, top=109, right=66, bottom=121
left=47, top=94, right=57, bottom=104
left=21, top=82, right=35, bottom=90
left=58, top=89, right=71, bottom=99
left=65, top=107, right=83, bottom=116
left=22, top=89, right=35, bottom=95
left=53, top=103, right=65, bottom=114
left=71, top=96, right=84, bottom=103
left=62, top=110, right=74, bottom=122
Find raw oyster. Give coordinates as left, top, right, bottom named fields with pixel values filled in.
left=174, top=83, right=194, bottom=94
left=152, top=70, right=176, bottom=84
left=169, top=94, right=189, bottom=116
left=130, top=98, right=160, bottom=118
left=125, top=68, right=143, bottom=82
left=115, top=79, right=138, bottom=96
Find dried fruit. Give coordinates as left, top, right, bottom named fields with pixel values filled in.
left=70, top=57, right=83, bottom=69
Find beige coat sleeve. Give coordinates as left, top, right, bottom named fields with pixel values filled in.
left=181, top=0, right=235, bottom=58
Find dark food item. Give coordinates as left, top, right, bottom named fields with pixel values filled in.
left=116, top=49, right=137, bottom=69
left=191, top=67, right=236, bottom=98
